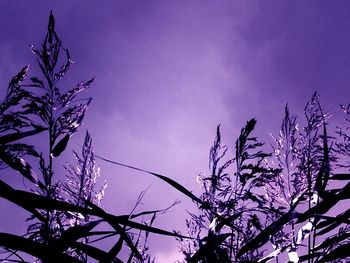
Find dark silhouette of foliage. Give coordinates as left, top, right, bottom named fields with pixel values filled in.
left=176, top=119, right=281, bottom=263
left=2, top=11, right=350, bottom=263
left=174, top=93, right=350, bottom=263
left=0, top=12, right=182, bottom=263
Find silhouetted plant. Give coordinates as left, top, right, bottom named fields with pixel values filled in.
left=176, top=119, right=280, bottom=263
left=2, top=10, right=350, bottom=263
left=0, top=12, right=185, bottom=263
left=23, top=11, right=94, bottom=251
left=174, top=93, right=350, bottom=263
left=96, top=96, right=350, bottom=262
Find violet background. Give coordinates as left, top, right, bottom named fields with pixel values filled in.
left=1, top=1, right=350, bottom=261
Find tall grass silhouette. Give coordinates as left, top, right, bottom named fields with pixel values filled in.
left=175, top=93, right=350, bottom=263
left=0, top=12, right=182, bottom=263
left=1, top=12, right=350, bottom=263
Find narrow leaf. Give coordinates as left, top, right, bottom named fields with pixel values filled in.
left=0, top=127, right=47, bottom=144
left=318, top=243, right=350, bottom=262
left=0, top=232, right=82, bottom=263
left=0, top=150, right=41, bottom=186
left=96, top=155, right=204, bottom=205
left=54, top=220, right=102, bottom=250
left=51, top=134, right=70, bottom=157
left=105, top=236, right=124, bottom=262
left=72, top=242, right=110, bottom=262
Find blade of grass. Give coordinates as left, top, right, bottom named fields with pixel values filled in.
left=96, top=155, right=204, bottom=205
left=0, top=233, right=83, bottom=263
left=0, top=127, right=47, bottom=145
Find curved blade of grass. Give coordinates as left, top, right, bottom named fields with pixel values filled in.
left=0, top=127, right=47, bottom=145
left=329, top=173, right=350, bottom=180
left=318, top=243, right=350, bottom=262
left=0, top=180, right=45, bottom=221
left=0, top=233, right=83, bottom=263
left=115, top=200, right=179, bottom=221
left=71, top=242, right=114, bottom=262
left=0, top=180, right=93, bottom=218
left=298, top=252, right=322, bottom=262
left=0, top=150, right=43, bottom=187
left=106, top=219, right=143, bottom=261
left=87, top=201, right=190, bottom=239
left=106, top=236, right=124, bottom=262
left=95, top=156, right=242, bottom=232
left=96, top=155, right=203, bottom=204
left=313, top=232, right=350, bottom=252
left=54, top=220, right=103, bottom=250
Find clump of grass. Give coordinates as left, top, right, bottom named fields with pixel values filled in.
left=175, top=93, right=350, bottom=263
left=0, top=12, right=185, bottom=263
left=2, top=11, right=350, bottom=263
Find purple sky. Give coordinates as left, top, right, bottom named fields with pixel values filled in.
left=1, top=1, right=350, bottom=261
